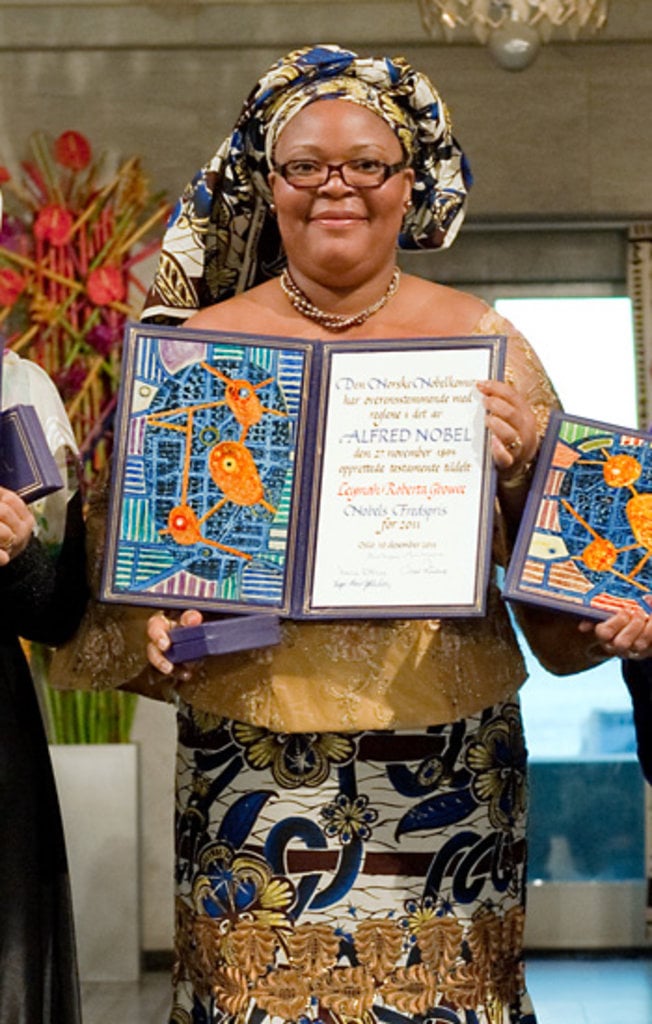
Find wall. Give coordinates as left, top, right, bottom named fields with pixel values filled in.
left=3, top=0, right=651, bottom=955
left=1, top=2, right=651, bottom=223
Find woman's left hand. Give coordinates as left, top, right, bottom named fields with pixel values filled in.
left=579, top=608, right=652, bottom=661
left=0, top=487, right=35, bottom=567
left=477, top=380, right=539, bottom=477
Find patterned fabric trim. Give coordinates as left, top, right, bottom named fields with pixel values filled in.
left=169, top=700, right=536, bottom=1024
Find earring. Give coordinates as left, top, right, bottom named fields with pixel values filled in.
left=403, top=199, right=413, bottom=213
left=269, top=202, right=277, bottom=215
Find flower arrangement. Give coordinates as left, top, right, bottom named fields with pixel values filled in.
left=0, top=130, right=170, bottom=743
left=0, top=128, right=169, bottom=488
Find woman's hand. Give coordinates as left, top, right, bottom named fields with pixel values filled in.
left=579, top=608, right=652, bottom=661
left=0, top=487, right=35, bottom=567
left=147, top=608, right=204, bottom=676
left=477, top=380, right=539, bottom=478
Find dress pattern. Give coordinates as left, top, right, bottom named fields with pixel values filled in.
left=170, top=700, right=536, bottom=1024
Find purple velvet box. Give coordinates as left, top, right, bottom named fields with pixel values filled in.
left=167, top=613, right=282, bottom=663
left=0, top=404, right=63, bottom=503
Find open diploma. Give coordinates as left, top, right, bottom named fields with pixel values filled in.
left=307, top=343, right=501, bottom=615
left=102, top=325, right=503, bottom=619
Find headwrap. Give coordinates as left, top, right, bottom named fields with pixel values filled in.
left=142, top=43, right=472, bottom=323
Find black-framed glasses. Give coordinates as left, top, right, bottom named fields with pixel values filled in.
left=274, top=158, right=408, bottom=189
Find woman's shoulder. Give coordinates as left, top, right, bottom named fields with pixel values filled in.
left=184, top=281, right=288, bottom=334
left=398, top=276, right=488, bottom=334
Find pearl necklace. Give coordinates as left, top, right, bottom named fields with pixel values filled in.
left=279, top=266, right=401, bottom=332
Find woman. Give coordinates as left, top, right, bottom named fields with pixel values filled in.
left=55, top=45, right=650, bottom=1024
left=0, top=340, right=88, bottom=1022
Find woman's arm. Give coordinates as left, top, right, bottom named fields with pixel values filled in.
left=483, top=316, right=612, bottom=676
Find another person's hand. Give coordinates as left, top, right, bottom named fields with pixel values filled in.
left=0, top=487, right=35, bottom=568
left=579, top=608, right=652, bottom=661
left=147, top=608, right=204, bottom=676
left=477, top=380, right=539, bottom=478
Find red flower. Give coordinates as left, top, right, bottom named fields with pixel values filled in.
left=0, top=166, right=10, bottom=185
left=54, top=131, right=92, bottom=171
left=87, top=265, right=126, bottom=306
left=34, top=204, right=73, bottom=246
left=0, top=267, right=26, bottom=306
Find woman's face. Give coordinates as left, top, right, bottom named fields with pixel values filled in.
left=269, top=99, right=414, bottom=288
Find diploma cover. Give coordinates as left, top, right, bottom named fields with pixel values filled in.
left=503, top=410, right=652, bottom=619
left=101, top=322, right=505, bottom=619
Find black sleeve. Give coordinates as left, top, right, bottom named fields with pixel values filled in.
left=622, top=657, right=652, bottom=785
left=0, top=490, right=88, bottom=648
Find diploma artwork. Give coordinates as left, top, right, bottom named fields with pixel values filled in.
left=503, top=411, right=652, bottom=619
left=102, top=323, right=504, bottom=618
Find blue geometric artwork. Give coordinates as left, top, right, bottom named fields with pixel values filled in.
left=103, top=325, right=308, bottom=612
left=503, top=411, right=652, bottom=619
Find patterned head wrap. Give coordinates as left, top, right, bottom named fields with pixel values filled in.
left=142, top=44, right=472, bottom=323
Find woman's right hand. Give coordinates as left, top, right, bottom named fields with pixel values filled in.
left=146, top=608, right=204, bottom=676
left=0, top=487, right=35, bottom=567
left=579, top=608, right=652, bottom=661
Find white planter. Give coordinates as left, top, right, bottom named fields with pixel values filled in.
left=50, top=743, right=141, bottom=982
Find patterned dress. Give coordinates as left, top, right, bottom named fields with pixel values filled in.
left=169, top=700, right=535, bottom=1024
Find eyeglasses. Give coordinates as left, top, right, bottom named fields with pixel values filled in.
left=274, top=158, right=408, bottom=190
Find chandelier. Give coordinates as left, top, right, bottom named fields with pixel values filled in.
left=418, top=1, right=610, bottom=71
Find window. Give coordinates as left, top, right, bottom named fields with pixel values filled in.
left=495, top=295, right=644, bottom=883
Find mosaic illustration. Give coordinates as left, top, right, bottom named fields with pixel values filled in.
left=104, top=329, right=307, bottom=611
left=504, top=412, right=652, bottom=619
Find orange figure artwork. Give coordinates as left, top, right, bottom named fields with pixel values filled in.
left=503, top=412, right=652, bottom=619
left=105, top=329, right=308, bottom=611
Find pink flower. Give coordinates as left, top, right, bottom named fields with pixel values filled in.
left=86, top=323, right=116, bottom=356
left=87, top=265, right=126, bottom=306
left=0, top=214, right=31, bottom=257
left=54, top=131, right=92, bottom=171
left=54, top=362, right=87, bottom=400
left=0, top=267, right=26, bottom=306
left=34, top=204, right=73, bottom=246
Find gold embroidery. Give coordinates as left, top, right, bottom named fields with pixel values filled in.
left=181, top=902, right=527, bottom=1017
left=212, top=965, right=250, bottom=1014
left=440, top=962, right=487, bottom=1010
left=467, top=906, right=526, bottom=1006
left=286, top=922, right=340, bottom=974
left=354, top=919, right=404, bottom=981
left=251, top=966, right=311, bottom=1019
left=382, top=963, right=438, bottom=1014
left=318, top=966, right=376, bottom=1017
left=417, top=915, right=464, bottom=973
left=230, top=920, right=278, bottom=980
